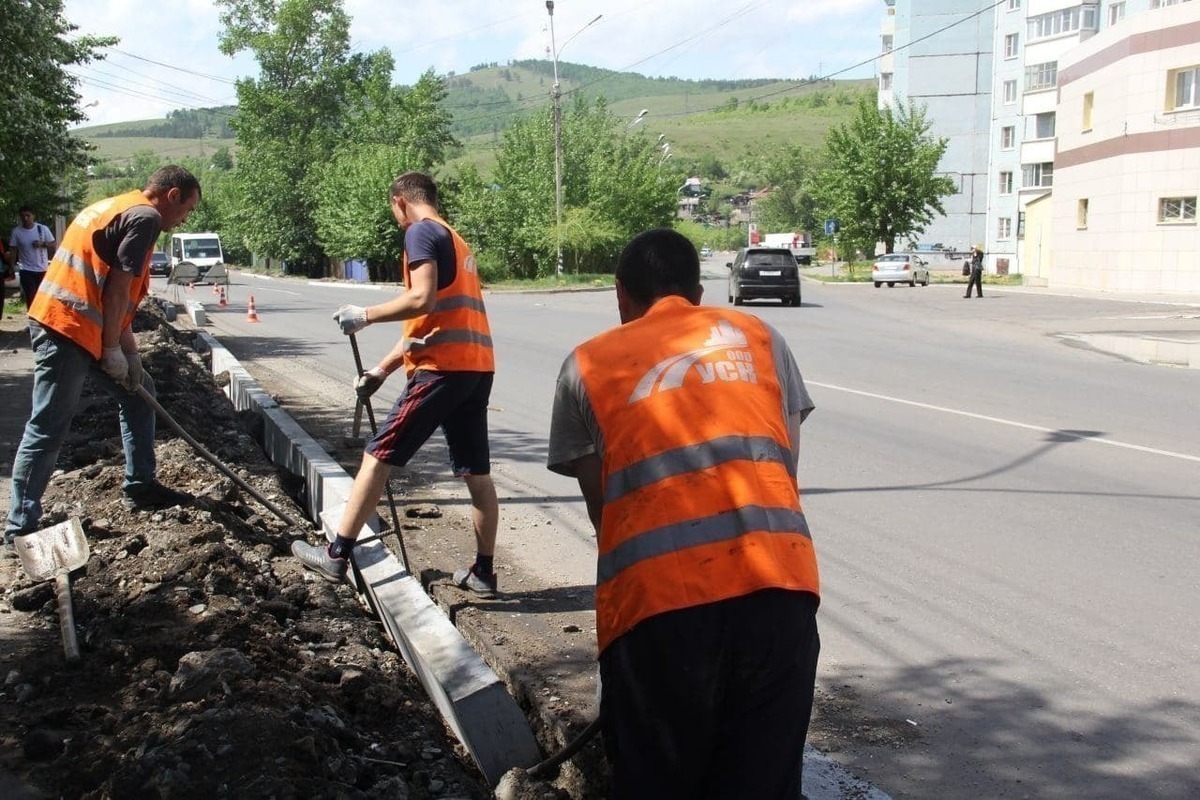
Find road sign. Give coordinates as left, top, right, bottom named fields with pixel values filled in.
left=824, top=219, right=840, bottom=235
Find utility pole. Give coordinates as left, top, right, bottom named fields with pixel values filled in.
left=545, top=3, right=601, bottom=279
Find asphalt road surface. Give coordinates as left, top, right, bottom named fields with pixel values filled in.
left=185, top=272, right=1200, bottom=799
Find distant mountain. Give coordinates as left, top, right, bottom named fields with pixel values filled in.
left=72, top=62, right=873, bottom=176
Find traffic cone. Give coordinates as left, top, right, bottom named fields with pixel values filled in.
left=212, top=283, right=220, bottom=295
left=187, top=282, right=194, bottom=292
left=246, top=295, right=260, bottom=323
left=219, top=287, right=228, bottom=307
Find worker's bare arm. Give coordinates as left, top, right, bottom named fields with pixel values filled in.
left=571, top=454, right=604, bottom=533
left=365, top=260, right=438, bottom=324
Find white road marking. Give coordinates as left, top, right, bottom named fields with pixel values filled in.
left=810, top=381, right=1200, bottom=464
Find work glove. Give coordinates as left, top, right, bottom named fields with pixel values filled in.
left=100, top=346, right=129, bottom=386
left=332, top=305, right=369, bottom=335
left=355, top=367, right=387, bottom=400
left=124, top=351, right=144, bottom=392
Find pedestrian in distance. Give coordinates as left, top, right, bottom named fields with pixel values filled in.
left=291, top=171, right=501, bottom=595
left=547, top=228, right=822, bottom=800
left=8, top=205, right=56, bottom=308
left=5, top=166, right=201, bottom=546
left=965, top=244, right=984, bottom=298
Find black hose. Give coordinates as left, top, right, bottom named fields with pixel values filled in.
left=527, top=716, right=602, bottom=779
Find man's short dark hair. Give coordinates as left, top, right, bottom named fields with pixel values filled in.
left=615, top=229, right=700, bottom=305
left=145, top=165, right=201, bottom=201
left=391, top=171, right=438, bottom=207
left=18, top=205, right=33, bottom=216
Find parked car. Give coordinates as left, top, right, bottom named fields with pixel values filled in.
left=872, top=253, right=930, bottom=288
left=149, top=251, right=170, bottom=277
left=700, top=246, right=713, bottom=259
left=727, top=247, right=801, bottom=307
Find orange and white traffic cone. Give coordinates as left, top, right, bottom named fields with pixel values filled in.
left=212, top=283, right=220, bottom=295
left=187, top=282, right=194, bottom=292
left=246, top=295, right=260, bottom=323
left=219, top=287, right=228, bottom=307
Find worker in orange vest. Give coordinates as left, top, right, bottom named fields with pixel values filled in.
left=5, top=167, right=201, bottom=543
left=291, top=171, right=500, bottom=593
left=548, top=228, right=821, bottom=799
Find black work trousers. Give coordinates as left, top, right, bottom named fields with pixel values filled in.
left=965, top=267, right=983, bottom=297
left=599, top=589, right=820, bottom=800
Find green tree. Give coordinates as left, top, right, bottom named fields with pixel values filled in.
left=0, top=0, right=115, bottom=218
left=465, top=97, right=679, bottom=278
left=816, top=96, right=954, bottom=255
left=755, top=144, right=820, bottom=237
left=312, top=69, right=457, bottom=280
left=216, top=0, right=364, bottom=276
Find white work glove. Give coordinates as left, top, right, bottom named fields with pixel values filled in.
left=355, top=367, right=387, bottom=400
left=332, top=305, right=369, bottom=335
left=100, top=346, right=129, bottom=386
left=124, top=351, right=144, bottom=392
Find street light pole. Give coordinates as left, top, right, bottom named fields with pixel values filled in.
left=546, top=3, right=601, bottom=278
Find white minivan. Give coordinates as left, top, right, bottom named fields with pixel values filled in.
left=170, top=232, right=224, bottom=278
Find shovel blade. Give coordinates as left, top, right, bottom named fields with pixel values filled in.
left=14, top=519, right=90, bottom=582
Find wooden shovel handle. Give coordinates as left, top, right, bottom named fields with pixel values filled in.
left=56, top=570, right=80, bottom=663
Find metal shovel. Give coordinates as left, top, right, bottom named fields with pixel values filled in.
left=13, top=518, right=90, bottom=663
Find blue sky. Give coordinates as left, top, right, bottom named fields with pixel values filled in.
left=64, top=0, right=882, bottom=127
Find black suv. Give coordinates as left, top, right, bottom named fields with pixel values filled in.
left=149, top=251, right=170, bottom=277
left=727, top=247, right=801, bottom=307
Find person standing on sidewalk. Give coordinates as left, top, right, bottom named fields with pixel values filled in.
left=4, top=166, right=201, bottom=545
left=290, top=171, right=501, bottom=595
left=965, top=244, right=984, bottom=298
left=547, top=228, right=822, bottom=799
left=8, top=206, right=56, bottom=308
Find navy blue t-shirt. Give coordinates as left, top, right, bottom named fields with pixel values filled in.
left=404, top=219, right=456, bottom=290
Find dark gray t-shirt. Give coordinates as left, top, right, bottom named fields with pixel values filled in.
left=404, top=219, right=456, bottom=289
left=92, top=205, right=162, bottom=276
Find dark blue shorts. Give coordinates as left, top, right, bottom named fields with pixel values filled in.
left=365, top=370, right=493, bottom=476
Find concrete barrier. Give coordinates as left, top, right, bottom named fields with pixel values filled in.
left=199, top=331, right=542, bottom=786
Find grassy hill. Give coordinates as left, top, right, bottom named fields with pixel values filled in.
left=73, top=63, right=872, bottom=179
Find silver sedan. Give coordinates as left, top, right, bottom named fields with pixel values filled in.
left=872, top=253, right=930, bottom=288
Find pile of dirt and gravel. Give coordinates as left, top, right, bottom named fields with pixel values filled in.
left=0, top=301, right=493, bottom=799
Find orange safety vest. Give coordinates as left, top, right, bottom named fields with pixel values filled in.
left=574, top=297, right=820, bottom=652
left=401, top=216, right=494, bottom=376
left=30, top=191, right=154, bottom=359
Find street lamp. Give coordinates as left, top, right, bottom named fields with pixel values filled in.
left=546, top=2, right=602, bottom=277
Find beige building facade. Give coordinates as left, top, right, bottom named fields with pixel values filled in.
left=1052, top=5, right=1200, bottom=293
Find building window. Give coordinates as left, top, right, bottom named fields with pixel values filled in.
left=998, top=217, right=1013, bottom=239
left=1003, top=80, right=1018, bottom=104
left=1158, top=196, right=1197, bottom=223
left=1024, top=61, right=1058, bottom=92
left=1151, top=0, right=1189, bottom=7
left=1018, top=212, right=1026, bottom=238
left=1008, top=0, right=1021, bottom=9
left=1001, top=126, right=1016, bottom=149
left=1022, top=162, right=1054, bottom=188
left=999, top=172, right=1013, bottom=194
left=1083, top=91, right=1094, bottom=130
left=1005, top=33, right=1020, bottom=59
left=1077, top=199, right=1089, bottom=229
left=882, top=35, right=893, bottom=53
left=1034, top=112, right=1057, bottom=139
left=880, top=72, right=893, bottom=91
left=1170, top=67, right=1200, bottom=110
left=1028, top=5, right=1099, bottom=41
left=1109, top=2, right=1125, bottom=24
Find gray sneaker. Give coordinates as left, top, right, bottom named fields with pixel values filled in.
left=452, top=564, right=497, bottom=596
left=291, top=540, right=348, bottom=583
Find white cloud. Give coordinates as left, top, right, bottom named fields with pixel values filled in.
left=64, top=0, right=882, bottom=126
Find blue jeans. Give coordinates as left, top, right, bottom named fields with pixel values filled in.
left=5, top=321, right=158, bottom=539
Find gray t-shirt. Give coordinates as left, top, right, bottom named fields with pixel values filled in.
left=547, top=314, right=813, bottom=477
left=91, top=205, right=162, bottom=276
left=9, top=222, right=53, bottom=272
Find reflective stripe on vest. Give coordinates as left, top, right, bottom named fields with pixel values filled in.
left=29, top=191, right=153, bottom=358
left=574, top=297, right=819, bottom=652
left=402, top=217, right=495, bottom=375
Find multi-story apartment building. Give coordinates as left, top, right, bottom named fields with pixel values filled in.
left=1040, top=3, right=1200, bottom=292
left=884, top=0, right=1198, bottom=293
left=880, top=0, right=995, bottom=252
